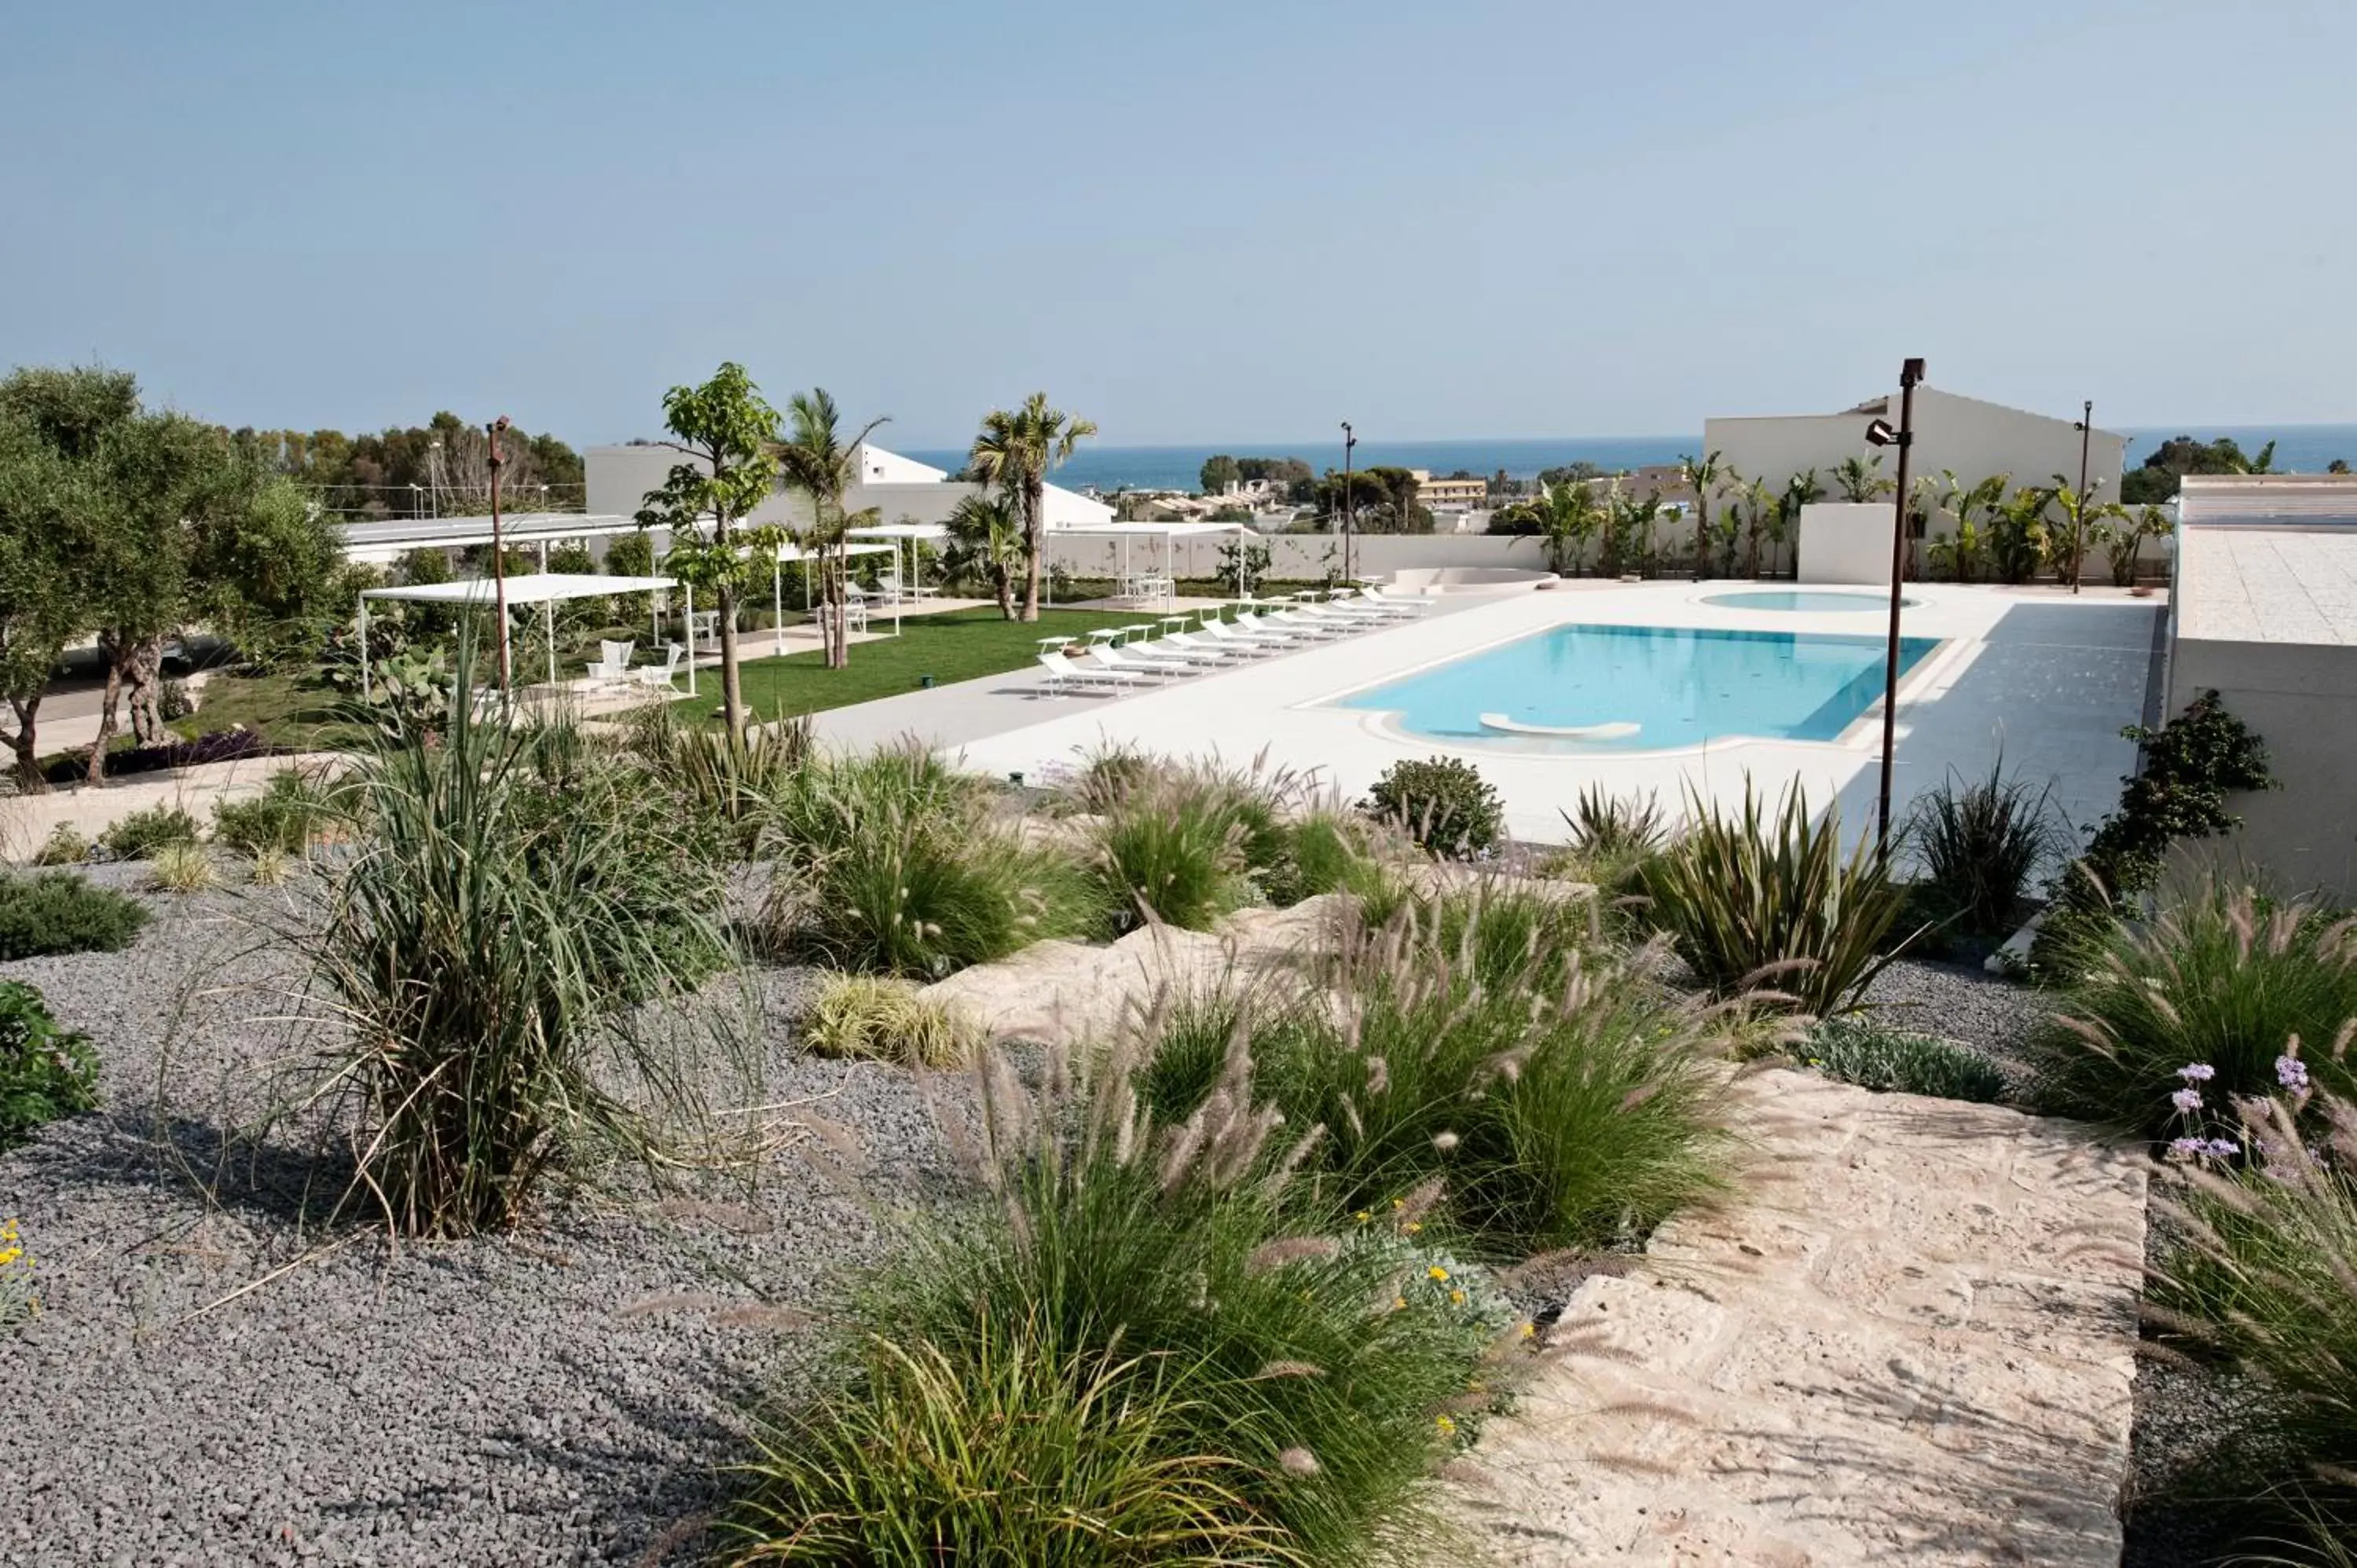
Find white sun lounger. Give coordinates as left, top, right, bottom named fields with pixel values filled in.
left=1086, top=645, right=1190, bottom=681
left=1155, top=631, right=1233, bottom=663
left=1200, top=620, right=1285, bottom=652
left=1038, top=650, right=1142, bottom=695
left=1358, top=585, right=1433, bottom=615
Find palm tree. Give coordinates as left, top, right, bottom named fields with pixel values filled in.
left=968, top=394, right=1097, bottom=621
left=1678, top=450, right=1724, bottom=577
left=945, top=493, right=1023, bottom=619
left=2229, top=439, right=2278, bottom=474
left=775, top=388, right=888, bottom=669
left=1831, top=453, right=1895, bottom=504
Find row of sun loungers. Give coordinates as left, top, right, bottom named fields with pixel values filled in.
left=1033, top=587, right=1430, bottom=698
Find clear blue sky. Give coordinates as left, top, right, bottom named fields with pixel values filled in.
left=4, top=1, right=2352, bottom=449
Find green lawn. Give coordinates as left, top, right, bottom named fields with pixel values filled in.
left=669, top=606, right=1187, bottom=724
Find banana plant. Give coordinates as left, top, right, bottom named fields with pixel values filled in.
left=1678, top=449, right=1725, bottom=576
left=1832, top=453, right=1894, bottom=504
left=1933, top=471, right=2008, bottom=583
left=1989, top=483, right=2055, bottom=585
left=1735, top=477, right=1777, bottom=579
left=2046, top=473, right=2128, bottom=591
left=1772, top=470, right=1823, bottom=577
left=1534, top=479, right=1605, bottom=575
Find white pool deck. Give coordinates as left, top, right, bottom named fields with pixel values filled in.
left=904, top=582, right=2157, bottom=845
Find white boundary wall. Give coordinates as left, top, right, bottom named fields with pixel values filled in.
left=1797, top=504, right=1897, bottom=584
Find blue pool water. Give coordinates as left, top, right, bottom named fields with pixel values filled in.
left=1336, top=623, right=1941, bottom=750
left=1697, top=590, right=1919, bottom=612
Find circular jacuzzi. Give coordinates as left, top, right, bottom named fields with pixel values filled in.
left=1387, top=566, right=1560, bottom=596
left=1698, top=589, right=1919, bottom=612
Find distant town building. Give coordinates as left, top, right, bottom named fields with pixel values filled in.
left=1413, top=471, right=1488, bottom=511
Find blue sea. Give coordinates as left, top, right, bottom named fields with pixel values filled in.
left=907, top=423, right=2357, bottom=494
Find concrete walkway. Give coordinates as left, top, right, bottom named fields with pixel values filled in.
left=1462, top=1068, right=2146, bottom=1566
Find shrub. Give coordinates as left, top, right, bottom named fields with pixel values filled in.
left=1362, top=757, right=1504, bottom=859
left=1543, top=785, right=1675, bottom=912
left=247, top=846, right=294, bottom=887
left=767, top=749, right=1105, bottom=977
left=31, top=825, right=88, bottom=866
left=212, top=769, right=337, bottom=856
left=768, top=1040, right=1516, bottom=1567
left=0, top=980, right=101, bottom=1149
left=98, top=805, right=200, bottom=861
left=1641, top=781, right=1914, bottom=1017
left=1139, top=907, right=1726, bottom=1255
left=2033, top=691, right=2275, bottom=980
left=0, top=871, right=150, bottom=960
left=147, top=841, right=218, bottom=894
left=1793, top=1017, right=2005, bottom=1103
left=2150, top=1090, right=2357, bottom=1546
left=629, top=704, right=812, bottom=851
left=40, top=727, right=275, bottom=786
left=300, top=673, right=741, bottom=1236
left=1261, top=810, right=1370, bottom=909
left=2028, top=881, right=2357, bottom=1139
left=725, top=1321, right=1291, bottom=1566
left=1095, top=773, right=1253, bottom=932
left=1902, top=760, right=2067, bottom=939
left=802, top=973, right=973, bottom=1068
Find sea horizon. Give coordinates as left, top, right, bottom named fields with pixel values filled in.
left=905, top=423, right=2357, bottom=494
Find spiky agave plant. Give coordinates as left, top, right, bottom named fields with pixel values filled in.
left=1902, top=758, right=2068, bottom=938
left=1641, top=779, right=1915, bottom=1017
left=299, top=641, right=742, bottom=1236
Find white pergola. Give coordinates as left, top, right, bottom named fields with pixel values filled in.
left=766, top=539, right=901, bottom=653
left=1046, top=522, right=1251, bottom=606
left=845, top=522, right=950, bottom=603
left=339, top=512, right=643, bottom=566
left=357, top=572, right=684, bottom=697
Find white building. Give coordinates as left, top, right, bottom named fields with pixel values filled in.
left=583, top=440, right=1113, bottom=539
left=1705, top=386, right=2126, bottom=511
left=2167, top=474, right=2357, bottom=901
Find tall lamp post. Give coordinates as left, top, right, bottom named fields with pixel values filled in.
left=486, top=416, right=514, bottom=698
left=1340, top=421, right=1358, bottom=584
left=1864, top=357, right=1924, bottom=857
left=2070, top=399, right=2094, bottom=595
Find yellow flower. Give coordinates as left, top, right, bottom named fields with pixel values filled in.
left=1426, top=1266, right=1450, bottom=1283
left=1450, top=1288, right=1466, bottom=1305
left=1392, top=1296, right=1407, bottom=1311
left=1402, top=1221, right=1423, bottom=1235
left=1353, top=1211, right=1372, bottom=1225
left=1519, top=1321, right=1537, bottom=1340
left=1434, top=1414, right=1457, bottom=1436
left=1391, top=1197, right=1405, bottom=1211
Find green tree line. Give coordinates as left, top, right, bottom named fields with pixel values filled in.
left=230, top=411, right=585, bottom=519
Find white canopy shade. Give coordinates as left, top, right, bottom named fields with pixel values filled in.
left=357, top=572, right=695, bottom=700
left=1042, top=522, right=1249, bottom=606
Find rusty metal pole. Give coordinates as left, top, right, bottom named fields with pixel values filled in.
left=488, top=416, right=513, bottom=698
left=1876, top=361, right=1924, bottom=856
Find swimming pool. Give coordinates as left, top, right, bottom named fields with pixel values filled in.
left=1333, top=622, right=1941, bottom=750
left=1697, top=590, right=1919, bottom=612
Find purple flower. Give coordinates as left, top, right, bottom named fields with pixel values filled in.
left=2170, top=1087, right=2205, bottom=1114
left=2167, top=1138, right=2205, bottom=1160
left=2201, top=1138, right=2242, bottom=1160
left=2276, top=1054, right=2311, bottom=1091
left=2176, top=1063, right=2216, bottom=1083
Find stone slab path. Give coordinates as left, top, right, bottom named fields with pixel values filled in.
left=1461, top=1068, right=2148, bottom=1566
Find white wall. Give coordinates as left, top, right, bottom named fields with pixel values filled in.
left=1796, top=503, right=1898, bottom=584
left=1704, top=386, right=2131, bottom=573
left=2168, top=636, right=2357, bottom=902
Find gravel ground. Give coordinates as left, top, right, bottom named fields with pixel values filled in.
left=2, top=863, right=977, bottom=1568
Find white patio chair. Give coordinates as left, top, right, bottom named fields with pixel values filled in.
left=635, top=643, right=687, bottom=689
left=1199, top=619, right=1285, bottom=652
left=1158, top=630, right=1233, bottom=663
